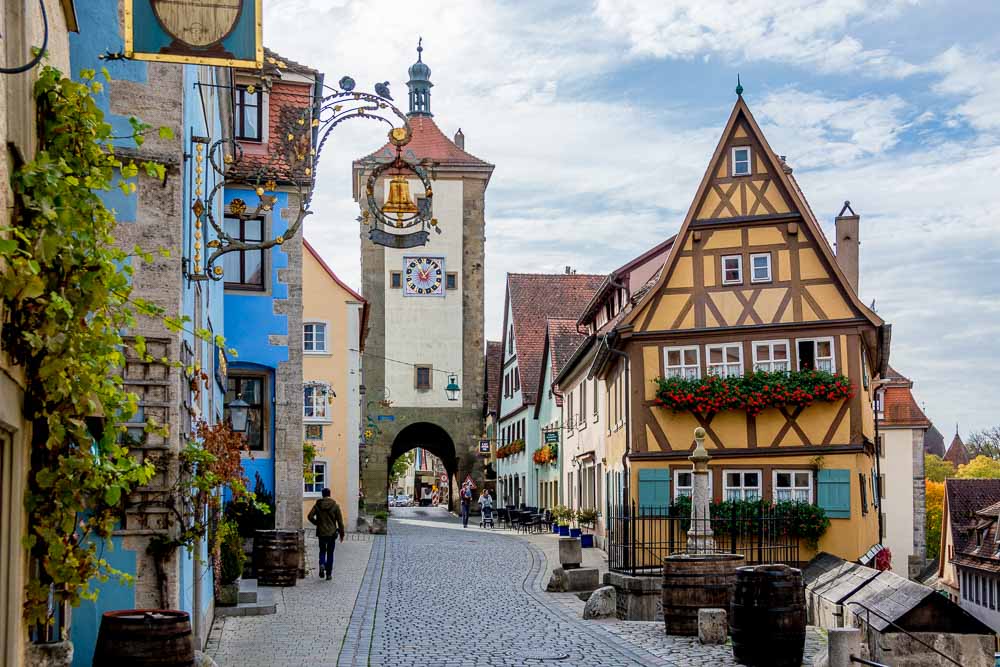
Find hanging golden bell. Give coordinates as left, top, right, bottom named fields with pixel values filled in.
left=381, top=175, right=418, bottom=221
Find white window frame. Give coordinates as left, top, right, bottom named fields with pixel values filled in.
left=664, top=346, right=701, bottom=380
left=722, top=255, right=743, bottom=285
left=723, top=470, right=762, bottom=501
left=578, top=380, right=588, bottom=430
left=674, top=469, right=712, bottom=500
left=750, top=252, right=772, bottom=283
left=303, top=321, right=329, bottom=354
left=303, top=382, right=331, bottom=423
left=706, top=343, right=743, bottom=378
left=795, top=337, right=835, bottom=373
left=752, top=340, right=791, bottom=373
left=773, top=469, right=813, bottom=503
left=732, top=146, right=751, bottom=176
left=304, top=459, right=328, bottom=497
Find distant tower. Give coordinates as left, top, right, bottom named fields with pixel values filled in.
left=407, top=37, right=433, bottom=116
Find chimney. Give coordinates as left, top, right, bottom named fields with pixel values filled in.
left=454, top=128, right=465, bottom=150
left=835, top=201, right=860, bottom=294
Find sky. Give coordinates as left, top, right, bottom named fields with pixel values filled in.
left=263, top=0, right=1000, bottom=436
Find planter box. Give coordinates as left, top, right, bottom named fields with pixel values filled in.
left=580, top=534, right=594, bottom=548
left=558, top=525, right=570, bottom=537
left=216, top=580, right=240, bottom=607
left=570, top=528, right=582, bottom=538
left=552, top=522, right=559, bottom=534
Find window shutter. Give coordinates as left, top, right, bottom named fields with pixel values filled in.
left=817, top=469, right=851, bottom=519
left=638, top=468, right=670, bottom=515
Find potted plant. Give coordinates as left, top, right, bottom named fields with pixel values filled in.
left=216, top=519, right=245, bottom=606
left=577, top=508, right=598, bottom=548
left=553, top=505, right=572, bottom=537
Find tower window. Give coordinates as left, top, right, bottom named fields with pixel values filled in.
left=415, top=365, right=432, bottom=390
left=390, top=271, right=402, bottom=289
left=446, top=272, right=458, bottom=290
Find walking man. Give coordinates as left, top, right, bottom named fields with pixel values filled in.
left=307, top=488, right=345, bottom=580
left=460, top=484, right=473, bottom=528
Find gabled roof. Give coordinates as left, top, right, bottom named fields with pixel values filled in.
left=499, top=273, right=604, bottom=414
left=355, top=116, right=493, bottom=170
left=262, top=47, right=319, bottom=77
left=578, top=236, right=675, bottom=326
left=534, top=319, right=589, bottom=416
left=924, top=424, right=946, bottom=458
left=621, top=95, right=884, bottom=337
left=485, top=341, right=502, bottom=417
left=944, top=431, right=970, bottom=467
left=943, top=479, right=1000, bottom=564
left=879, top=367, right=930, bottom=428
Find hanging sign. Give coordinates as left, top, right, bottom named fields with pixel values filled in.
left=479, top=439, right=491, bottom=455
left=124, top=0, right=263, bottom=68
left=369, top=228, right=430, bottom=249
left=544, top=430, right=559, bottom=444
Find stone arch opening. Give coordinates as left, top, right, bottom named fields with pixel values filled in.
left=388, top=422, right=458, bottom=510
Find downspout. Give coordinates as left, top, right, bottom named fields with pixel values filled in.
left=606, top=342, right=631, bottom=506
left=872, top=377, right=889, bottom=547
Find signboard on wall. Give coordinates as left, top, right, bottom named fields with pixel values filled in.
left=125, top=0, right=263, bottom=68
left=479, top=439, right=491, bottom=455
left=544, top=430, right=559, bottom=444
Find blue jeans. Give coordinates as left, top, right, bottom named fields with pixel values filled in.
left=318, top=536, right=336, bottom=574
left=461, top=503, right=470, bottom=527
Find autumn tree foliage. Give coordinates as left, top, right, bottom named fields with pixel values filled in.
left=925, top=480, right=945, bottom=561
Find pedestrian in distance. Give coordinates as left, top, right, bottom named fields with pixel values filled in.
left=307, top=488, right=345, bottom=580
left=478, top=489, right=493, bottom=512
left=460, top=484, right=473, bottom=528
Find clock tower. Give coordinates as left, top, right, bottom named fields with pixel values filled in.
left=354, top=43, right=494, bottom=512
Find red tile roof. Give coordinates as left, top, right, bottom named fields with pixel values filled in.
left=881, top=386, right=930, bottom=429
left=944, top=432, right=970, bottom=467
left=944, top=479, right=1000, bottom=572
left=547, top=318, right=588, bottom=384
left=502, top=273, right=605, bottom=412
left=356, top=115, right=492, bottom=168
left=485, top=341, right=502, bottom=417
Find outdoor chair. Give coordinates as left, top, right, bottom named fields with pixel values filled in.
left=497, top=508, right=510, bottom=530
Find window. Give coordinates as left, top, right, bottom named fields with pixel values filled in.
left=707, top=343, right=743, bottom=378
left=674, top=469, right=712, bottom=500
left=566, top=391, right=575, bottom=434
left=593, top=378, right=599, bottom=421
left=753, top=340, right=790, bottom=372
left=724, top=470, right=761, bottom=501
left=415, top=365, right=432, bottom=390
left=303, top=323, right=328, bottom=353
left=504, top=373, right=509, bottom=398
left=303, top=382, right=330, bottom=422
left=234, top=85, right=262, bottom=141
left=722, top=255, right=743, bottom=285
left=732, top=147, right=751, bottom=176
left=304, top=460, right=327, bottom=496
left=514, top=367, right=520, bottom=391
left=774, top=470, right=812, bottom=502
left=579, top=381, right=587, bottom=428
left=226, top=375, right=265, bottom=451
left=223, top=216, right=264, bottom=289
left=750, top=253, right=772, bottom=283
left=508, top=326, right=514, bottom=354
left=446, top=272, right=458, bottom=290
left=390, top=271, right=402, bottom=289
left=797, top=338, right=834, bottom=372
left=664, top=346, right=700, bottom=379
left=859, top=474, right=869, bottom=514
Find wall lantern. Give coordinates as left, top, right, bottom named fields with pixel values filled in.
left=228, top=396, right=250, bottom=433
left=445, top=374, right=460, bottom=402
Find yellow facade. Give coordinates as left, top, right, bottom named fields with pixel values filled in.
left=301, top=242, right=367, bottom=531
left=613, top=97, right=887, bottom=563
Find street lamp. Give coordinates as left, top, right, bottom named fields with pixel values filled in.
left=445, top=374, right=460, bottom=401
left=228, top=395, right=250, bottom=433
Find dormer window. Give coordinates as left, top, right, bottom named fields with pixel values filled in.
left=732, top=147, right=751, bottom=176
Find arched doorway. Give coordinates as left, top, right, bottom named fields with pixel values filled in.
left=388, top=422, right=458, bottom=511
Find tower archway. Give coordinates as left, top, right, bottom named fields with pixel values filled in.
left=388, top=422, right=458, bottom=510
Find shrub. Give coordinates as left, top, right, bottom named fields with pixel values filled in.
left=218, top=520, right=246, bottom=584
left=225, top=473, right=276, bottom=537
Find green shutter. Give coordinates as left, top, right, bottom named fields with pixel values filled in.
left=817, top=469, right=851, bottom=519
left=638, top=468, right=670, bottom=515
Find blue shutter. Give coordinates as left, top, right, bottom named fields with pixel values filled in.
left=817, top=469, right=851, bottom=519
left=638, top=468, right=670, bottom=516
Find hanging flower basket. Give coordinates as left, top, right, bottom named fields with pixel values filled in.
left=653, top=370, right=854, bottom=418
left=532, top=443, right=559, bottom=465
left=496, top=439, right=525, bottom=460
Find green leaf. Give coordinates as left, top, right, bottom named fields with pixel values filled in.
left=158, top=126, right=174, bottom=140
left=104, top=485, right=121, bottom=506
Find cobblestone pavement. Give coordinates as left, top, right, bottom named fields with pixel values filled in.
left=206, top=532, right=374, bottom=667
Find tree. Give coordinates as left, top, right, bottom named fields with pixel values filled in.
left=967, top=426, right=1000, bottom=460
left=389, top=451, right=415, bottom=489
left=925, top=480, right=945, bottom=561
left=925, top=454, right=956, bottom=482
left=955, top=455, right=1000, bottom=479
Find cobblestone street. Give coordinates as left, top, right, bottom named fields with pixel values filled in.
left=208, top=507, right=825, bottom=666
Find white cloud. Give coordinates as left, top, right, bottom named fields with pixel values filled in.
left=593, top=0, right=920, bottom=76
left=930, top=46, right=1000, bottom=130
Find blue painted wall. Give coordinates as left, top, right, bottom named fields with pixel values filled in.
left=69, top=7, right=226, bottom=663
left=223, top=187, right=293, bottom=497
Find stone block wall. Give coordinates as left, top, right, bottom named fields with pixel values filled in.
left=910, top=428, right=927, bottom=579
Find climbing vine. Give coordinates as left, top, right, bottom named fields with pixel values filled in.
left=0, top=64, right=241, bottom=624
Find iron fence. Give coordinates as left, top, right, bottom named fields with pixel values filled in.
left=607, top=501, right=800, bottom=576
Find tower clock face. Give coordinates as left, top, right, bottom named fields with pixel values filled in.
left=403, top=256, right=445, bottom=296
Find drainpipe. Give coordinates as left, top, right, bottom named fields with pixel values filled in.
left=872, top=378, right=889, bottom=547
left=606, top=341, right=631, bottom=507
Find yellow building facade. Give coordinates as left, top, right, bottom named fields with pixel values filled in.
left=610, top=96, right=889, bottom=562
left=301, top=241, right=368, bottom=531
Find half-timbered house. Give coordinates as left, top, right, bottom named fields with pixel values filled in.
left=597, top=94, right=891, bottom=561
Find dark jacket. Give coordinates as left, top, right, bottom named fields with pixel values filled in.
left=308, top=497, right=345, bottom=538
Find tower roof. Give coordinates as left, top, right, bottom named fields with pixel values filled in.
left=406, top=38, right=433, bottom=117
left=355, top=116, right=493, bottom=171
left=944, top=430, right=970, bottom=467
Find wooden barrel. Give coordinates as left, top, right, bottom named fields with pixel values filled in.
left=730, top=564, right=806, bottom=667
left=92, top=609, right=194, bottom=666
left=254, top=529, right=300, bottom=586
left=662, top=553, right=744, bottom=636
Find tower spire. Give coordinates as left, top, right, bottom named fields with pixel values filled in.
left=407, top=39, right=433, bottom=117
left=735, top=74, right=743, bottom=97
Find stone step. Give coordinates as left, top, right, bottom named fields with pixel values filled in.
left=238, top=578, right=258, bottom=604
left=215, top=587, right=275, bottom=617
